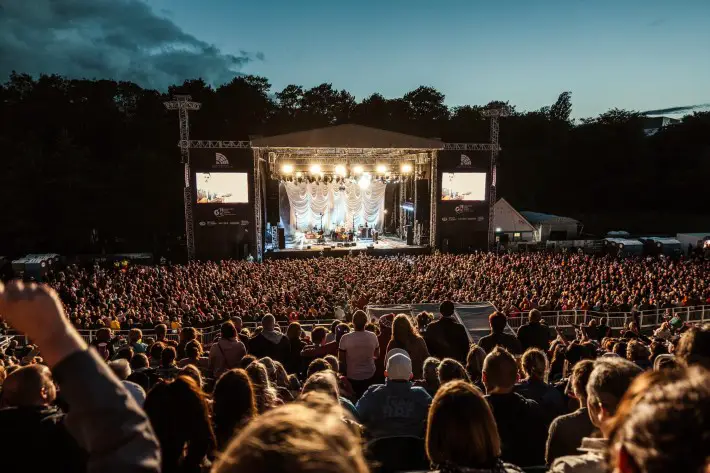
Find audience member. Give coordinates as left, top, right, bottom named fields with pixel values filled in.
left=426, top=380, right=524, bottom=473
left=339, top=310, right=380, bottom=399
left=550, top=357, right=643, bottom=473
left=546, top=360, right=596, bottom=465
left=483, top=347, right=547, bottom=467
left=437, top=357, right=470, bottom=385
left=144, top=375, right=215, bottom=473
left=424, top=300, right=470, bottom=364
left=675, top=323, right=710, bottom=369
left=465, top=344, right=487, bottom=391
left=479, top=312, right=523, bottom=355
left=386, top=314, right=430, bottom=379
left=516, top=309, right=552, bottom=351
left=249, top=315, right=290, bottom=364
left=356, top=349, right=432, bottom=439
left=209, top=321, right=247, bottom=378
left=514, top=348, right=566, bottom=421
left=212, top=368, right=257, bottom=450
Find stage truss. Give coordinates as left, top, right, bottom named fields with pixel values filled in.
left=167, top=101, right=506, bottom=259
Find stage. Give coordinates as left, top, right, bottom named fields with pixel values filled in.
left=264, top=234, right=430, bottom=259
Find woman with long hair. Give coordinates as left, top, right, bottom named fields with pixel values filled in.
left=426, top=380, right=523, bottom=472
left=387, top=314, right=430, bottom=379
left=245, top=361, right=280, bottom=413
left=212, top=369, right=257, bottom=450
left=285, top=322, right=306, bottom=375
left=143, top=375, right=216, bottom=473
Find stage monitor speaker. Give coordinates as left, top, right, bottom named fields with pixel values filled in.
left=266, top=179, right=280, bottom=226
left=277, top=228, right=286, bottom=249
left=415, top=179, right=430, bottom=222
left=406, top=225, right=414, bottom=245
left=324, top=247, right=332, bottom=252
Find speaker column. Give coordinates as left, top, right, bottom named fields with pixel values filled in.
left=415, top=179, right=430, bottom=222
left=266, top=179, right=279, bottom=226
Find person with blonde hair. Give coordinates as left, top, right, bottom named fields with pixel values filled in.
left=212, top=401, right=369, bottom=473
left=426, top=380, right=523, bottom=473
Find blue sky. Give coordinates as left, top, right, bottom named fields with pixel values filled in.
left=1, top=0, right=708, bottom=118
left=149, top=0, right=710, bottom=118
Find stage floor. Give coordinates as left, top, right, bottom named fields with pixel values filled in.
left=265, top=235, right=429, bottom=259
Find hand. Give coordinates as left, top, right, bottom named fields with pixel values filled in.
left=0, top=281, right=86, bottom=367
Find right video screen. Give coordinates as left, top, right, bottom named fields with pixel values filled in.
left=441, top=172, right=487, bottom=201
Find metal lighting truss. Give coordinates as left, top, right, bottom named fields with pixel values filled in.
left=481, top=108, right=509, bottom=249
left=164, top=95, right=201, bottom=261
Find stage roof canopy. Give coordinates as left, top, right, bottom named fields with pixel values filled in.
left=252, top=124, right=444, bottom=149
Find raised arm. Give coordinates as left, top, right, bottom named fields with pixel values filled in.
left=0, top=281, right=161, bottom=473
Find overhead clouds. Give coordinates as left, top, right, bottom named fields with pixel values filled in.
left=0, top=0, right=262, bottom=89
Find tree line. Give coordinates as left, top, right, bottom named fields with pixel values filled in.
left=1, top=72, right=708, bottom=256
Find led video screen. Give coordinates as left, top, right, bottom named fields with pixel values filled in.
left=196, top=172, right=249, bottom=204
left=441, top=172, right=486, bottom=201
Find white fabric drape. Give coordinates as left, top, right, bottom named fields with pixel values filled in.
left=282, top=181, right=386, bottom=233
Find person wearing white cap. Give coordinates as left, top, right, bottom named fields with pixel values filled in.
left=355, top=349, right=432, bottom=440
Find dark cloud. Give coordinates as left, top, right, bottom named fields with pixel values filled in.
left=642, top=103, right=710, bottom=115
left=0, top=0, right=263, bottom=89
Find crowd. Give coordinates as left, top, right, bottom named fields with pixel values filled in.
left=29, top=253, right=710, bottom=332
left=0, top=275, right=709, bottom=473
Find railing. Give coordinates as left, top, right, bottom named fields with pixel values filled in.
left=69, top=319, right=339, bottom=345
left=504, top=305, right=710, bottom=331
left=5, top=305, right=708, bottom=347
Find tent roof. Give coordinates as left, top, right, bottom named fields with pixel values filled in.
left=252, top=124, right=444, bottom=149
left=520, top=211, right=579, bottom=225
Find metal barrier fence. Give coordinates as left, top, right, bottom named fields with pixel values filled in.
left=5, top=306, right=708, bottom=346
left=68, top=319, right=340, bottom=346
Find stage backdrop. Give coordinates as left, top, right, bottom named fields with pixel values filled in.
left=280, top=181, right=386, bottom=235
left=436, top=150, right=490, bottom=252
left=190, top=148, right=255, bottom=260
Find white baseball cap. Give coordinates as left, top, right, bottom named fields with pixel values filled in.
left=385, top=349, right=413, bottom=380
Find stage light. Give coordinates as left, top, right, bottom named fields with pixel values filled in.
left=281, top=163, right=294, bottom=174
left=353, top=165, right=364, bottom=175
left=376, top=164, right=387, bottom=174
left=295, top=171, right=303, bottom=178
left=309, top=164, right=321, bottom=175
left=401, top=163, right=413, bottom=174
left=358, top=173, right=371, bottom=190
left=335, top=164, right=347, bottom=176
left=496, top=227, right=502, bottom=233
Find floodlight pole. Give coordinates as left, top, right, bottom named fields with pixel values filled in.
left=164, top=95, right=202, bottom=261
left=481, top=108, right=509, bottom=250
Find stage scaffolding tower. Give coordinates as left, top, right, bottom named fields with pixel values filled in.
left=165, top=95, right=201, bottom=261
left=481, top=108, right=509, bottom=249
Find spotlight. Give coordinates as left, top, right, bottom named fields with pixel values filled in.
left=310, top=164, right=321, bottom=175
left=401, top=163, right=413, bottom=174
left=281, top=163, right=294, bottom=174
left=495, top=227, right=502, bottom=233
left=353, top=165, right=364, bottom=175
left=335, top=164, right=347, bottom=177
left=295, top=171, right=303, bottom=178
left=376, top=164, right=387, bottom=174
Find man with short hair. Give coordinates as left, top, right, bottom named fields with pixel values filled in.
left=546, top=359, right=597, bottom=465
left=484, top=346, right=546, bottom=467
left=249, top=314, right=290, bottom=364
left=676, top=323, right=710, bottom=369
left=356, top=349, right=432, bottom=439
left=154, top=323, right=178, bottom=349
left=550, top=358, right=643, bottom=473
left=423, top=300, right=470, bottom=363
left=0, top=365, right=86, bottom=471
left=339, top=310, right=380, bottom=399
left=478, top=312, right=522, bottom=355
left=517, top=309, right=552, bottom=351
